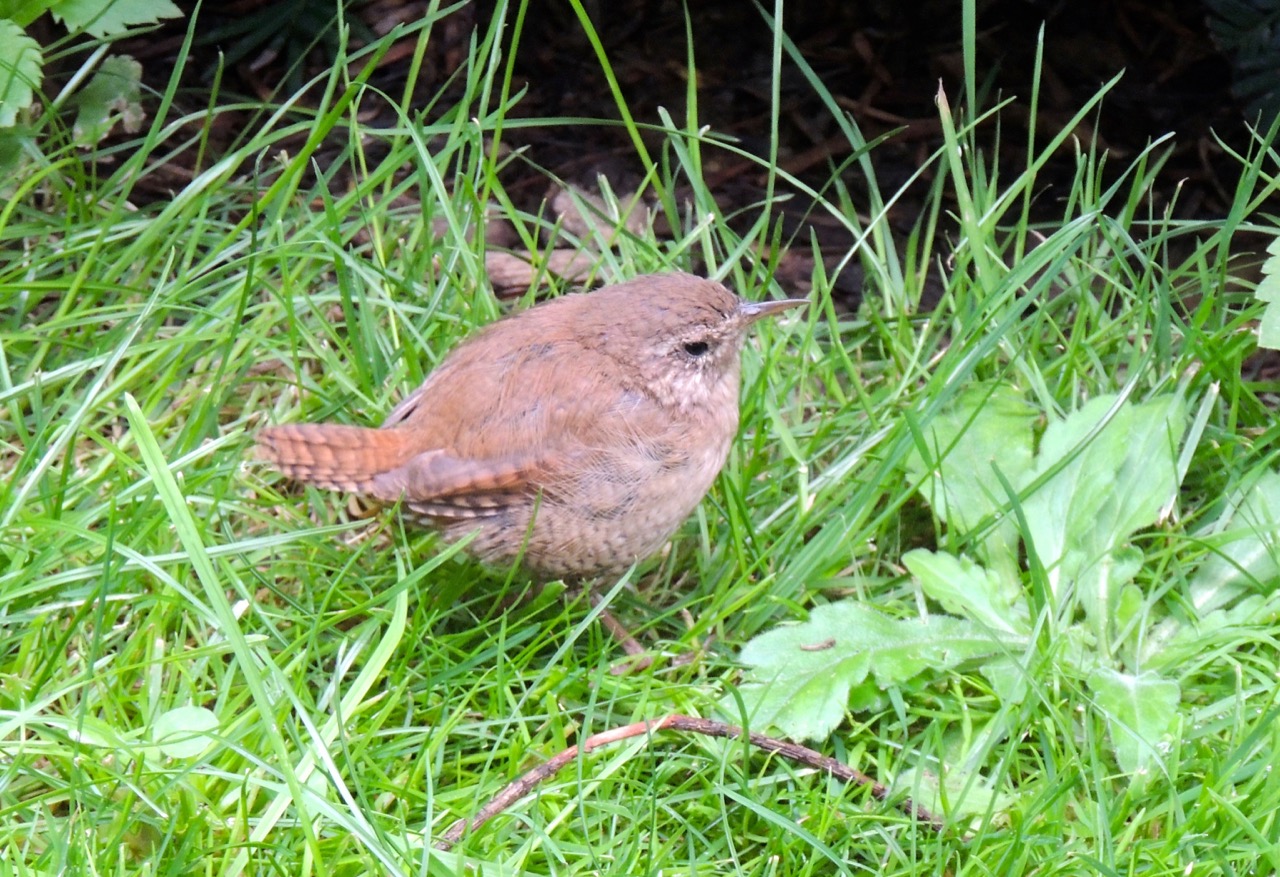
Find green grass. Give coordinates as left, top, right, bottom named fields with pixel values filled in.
left=3, top=4, right=1280, bottom=876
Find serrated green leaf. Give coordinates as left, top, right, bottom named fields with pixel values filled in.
left=1257, top=230, right=1280, bottom=347
left=1088, top=667, right=1179, bottom=777
left=1260, top=253, right=1280, bottom=286
left=1153, top=593, right=1280, bottom=676
left=846, top=679, right=886, bottom=713
left=49, top=0, right=181, bottom=39
left=727, top=602, right=1024, bottom=741
left=70, top=54, right=143, bottom=145
left=905, top=385, right=1038, bottom=579
left=1261, top=297, right=1280, bottom=349
left=0, top=19, right=41, bottom=128
left=902, top=548, right=1029, bottom=634
left=1209, top=592, right=1276, bottom=626
left=1188, top=469, right=1280, bottom=611
left=1024, top=394, right=1186, bottom=634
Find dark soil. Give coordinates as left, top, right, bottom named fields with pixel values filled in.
left=119, top=0, right=1259, bottom=305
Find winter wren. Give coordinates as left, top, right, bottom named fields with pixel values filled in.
left=257, top=272, right=806, bottom=578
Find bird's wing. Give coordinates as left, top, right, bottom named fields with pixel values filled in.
left=374, top=331, right=657, bottom=517
left=389, top=325, right=661, bottom=449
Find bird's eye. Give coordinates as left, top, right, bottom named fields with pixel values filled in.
left=683, top=340, right=711, bottom=357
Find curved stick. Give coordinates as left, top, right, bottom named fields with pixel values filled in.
left=435, top=713, right=944, bottom=849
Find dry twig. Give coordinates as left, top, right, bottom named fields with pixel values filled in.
left=435, top=713, right=944, bottom=849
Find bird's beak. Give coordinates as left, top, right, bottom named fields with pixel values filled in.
left=738, top=298, right=809, bottom=323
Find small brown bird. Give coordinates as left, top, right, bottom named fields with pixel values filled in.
left=258, top=272, right=805, bottom=578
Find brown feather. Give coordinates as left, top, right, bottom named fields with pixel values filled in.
left=256, top=424, right=417, bottom=495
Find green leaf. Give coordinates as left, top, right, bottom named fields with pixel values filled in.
left=70, top=54, right=143, bottom=145
left=49, top=0, right=181, bottom=39
left=979, top=655, right=1028, bottom=703
left=728, top=602, right=1024, bottom=741
left=1114, top=580, right=1145, bottom=638
left=905, top=385, right=1038, bottom=578
left=0, top=1, right=56, bottom=26
left=1024, top=394, right=1186, bottom=632
left=902, top=548, right=1029, bottom=634
left=1144, top=470, right=1280, bottom=665
left=892, top=762, right=1015, bottom=820
left=1188, top=469, right=1280, bottom=612
left=1254, top=230, right=1280, bottom=349
left=1157, top=593, right=1280, bottom=667
left=1088, top=667, right=1179, bottom=777
left=150, top=705, right=219, bottom=759
left=0, top=124, right=30, bottom=182
left=1261, top=298, right=1280, bottom=351
left=0, top=19, right=41, bottom=128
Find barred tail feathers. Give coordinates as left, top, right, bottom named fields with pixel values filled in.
left=256, top=423, right=417, bottom=496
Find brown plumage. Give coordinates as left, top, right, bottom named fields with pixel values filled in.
left=257, top=272, right=805, bottom=578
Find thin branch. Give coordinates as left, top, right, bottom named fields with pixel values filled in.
left=435, top=713, right=944, bottom=849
